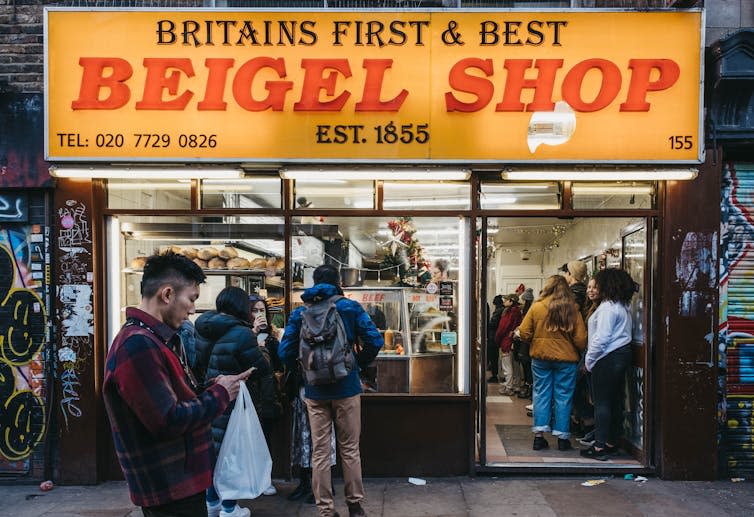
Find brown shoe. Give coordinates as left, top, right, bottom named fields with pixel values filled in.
left=348, top=502, right=366, bottom=517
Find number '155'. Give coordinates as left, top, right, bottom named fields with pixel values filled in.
left=668, top=135, right=693, bottom=150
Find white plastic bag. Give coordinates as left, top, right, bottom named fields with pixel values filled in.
left=213, top=382, right=272, bottom=500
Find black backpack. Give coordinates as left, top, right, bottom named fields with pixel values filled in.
left=298, top=295, right=355, bottom=386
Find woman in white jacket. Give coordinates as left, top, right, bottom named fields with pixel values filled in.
left=580, top=268, right=636, bottom=461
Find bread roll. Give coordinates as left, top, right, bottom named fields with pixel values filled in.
left=198, top=247, right=219, bottom=260
left=227, top=257, right=251, bottom=270
left=208, top=257, right=227, bottom=269
left=275, top=258, right=285, bottom=270
left=219, top=246, right=239, bottom=259
left=250, top=257, right=268, bottom=269
left=180, top=247, right=198, bottom=260
left=159, top=245, right=182, bottom=255
left=130, top=256, right=147, bottom=269
left=192, top=258, right=208, bottom=269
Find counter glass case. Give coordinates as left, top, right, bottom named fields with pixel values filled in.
left=292, top=287, right=458, bottom=394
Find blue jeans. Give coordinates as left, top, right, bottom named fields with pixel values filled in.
left=531, top=359, right=578, bottom=439
left=206, top=485, right=236, bottom=511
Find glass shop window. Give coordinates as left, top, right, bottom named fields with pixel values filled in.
left=107, top=179, right=191, bottom=210
left=290, top=215, right=470, bottom=395
left=480, top=182, right=561, bottom=210
left=201, top=176, right=282, bottom=209
left=294, top=179, right=374, bottom=209
left=382, top=181, right=470, bottom=210
left=571, top=182, right=655, bottom=210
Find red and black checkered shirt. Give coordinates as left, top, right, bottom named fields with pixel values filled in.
left=103, top=307, right=229, bottom=507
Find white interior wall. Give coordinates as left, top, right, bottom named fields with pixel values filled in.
left=543, top=217, right=641, bottom=273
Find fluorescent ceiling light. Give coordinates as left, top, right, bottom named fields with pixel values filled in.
left=502, top=169, right=697, bottom=181
left=571, top=185, right=654, bottom=195
left=49, top=166, right=243, bottom=180
left=281, top=168, right=470, bottom=181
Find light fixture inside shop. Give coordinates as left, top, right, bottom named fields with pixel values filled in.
left=571, top=185, right=654, bottom=195
left=280, top=168, right=471, bottom=181
left=501, top=168, right=698, bottom=181
left=49, top=166, right=244, bottom=180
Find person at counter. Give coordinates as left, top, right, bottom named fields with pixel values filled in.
left=279, top=264, right=383, bottom=517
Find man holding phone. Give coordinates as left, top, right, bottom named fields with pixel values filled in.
left=103, top=252, right=253, bottom=517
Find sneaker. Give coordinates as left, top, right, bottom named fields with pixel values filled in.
left=557, top=438, right=573, bottom=451
left=525, top=404, right=533, bottom=411
left=533, top=435, right=549, bottom=450
left=348, top=501, right=367, bottom=517
left=220, top=505, right=251, bottom=517
left=580, top=445, right=609, bottom=461
left=604, top=444, right=620, bottom=455
left=263, top=484, right=277, bottom=496
left=498, top=387, right=516, bottom=396
left=207, top=501, right=222, bottom=517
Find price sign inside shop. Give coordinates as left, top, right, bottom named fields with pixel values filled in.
left=46, top=9, right=702, bottom=163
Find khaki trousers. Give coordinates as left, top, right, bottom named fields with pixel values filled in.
left=305, top=394, right=365, bottom=517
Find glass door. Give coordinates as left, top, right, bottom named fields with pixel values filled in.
left=479, top=216, right=652, bottom=468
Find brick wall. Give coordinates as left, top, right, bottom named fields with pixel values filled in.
left=0, top=1, right=44, bottom=93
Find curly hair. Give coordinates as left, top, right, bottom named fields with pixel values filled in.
left=140, top=252, right=206, bottom=298
left=594, top=268, right=636, bottom=305
left=540, top=274, right=579, bottom=333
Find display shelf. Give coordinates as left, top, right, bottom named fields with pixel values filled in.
left=123, top=268, right=281, bottom=275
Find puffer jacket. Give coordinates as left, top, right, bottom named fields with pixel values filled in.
left=193, top=311, right=270, bottom=456
left=517, top=296, right=587, bottom=363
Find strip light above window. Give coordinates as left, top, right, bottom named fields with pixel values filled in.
left=280, top=168, right=470, bottom=181
left=501, top=168, right=698, bottom=181
left=49, top=166, right=244, bottom=180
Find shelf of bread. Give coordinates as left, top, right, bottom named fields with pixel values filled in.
left=127, top=245, right=284, bottom=272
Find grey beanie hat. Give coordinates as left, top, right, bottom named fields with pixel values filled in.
left=521, top=288, right=534, bottom=302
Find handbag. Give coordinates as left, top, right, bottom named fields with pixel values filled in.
left=213, top=382, right=272, bottom=500
left=512, top=336, right=531, bottom=363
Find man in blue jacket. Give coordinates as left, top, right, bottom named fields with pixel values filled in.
left=279, top=264, right=383, bottom=517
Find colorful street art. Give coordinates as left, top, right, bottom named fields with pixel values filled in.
left=0, top=219, right=49, bottom=472
left=719, top=163, right=754, bottom=476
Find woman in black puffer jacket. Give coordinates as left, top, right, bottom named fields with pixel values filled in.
left=193, top=286, right=270, bottom=517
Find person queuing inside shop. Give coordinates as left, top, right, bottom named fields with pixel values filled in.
left=516, top=275, right=587, bottom=451
left=194, top=286, right=271, bottom=517
left=581, top=269, right=636, bottom=461
left=514, top=287, right=536, bottom=400
left=572, top=276, right=602, bottom=445
left=103, top=252, right=253, bottom=517
left=496, top=293, right=524, bottom=396
left=487, top=295, right=505, bottom=384
left=560, top=261, right=589, bottom=312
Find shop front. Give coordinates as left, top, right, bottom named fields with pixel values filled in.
left=43, top=7, right=716, bottom=482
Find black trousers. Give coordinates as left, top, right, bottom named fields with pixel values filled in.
left=486, top=340, right=499, bottom=377
left=142, top=491, right=208, bottom=517
left=591, top=345, right=631, bottom=448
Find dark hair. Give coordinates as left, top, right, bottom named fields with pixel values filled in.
left=492, top=295, right=504, bottom=307
left=216, top=286, right=252, bottom=322
left=248, top=293, right=270, bottom=327
left=313, top=264, right=341, bottom=286
left=594, top=268, right=636, bottom=305
left=140, top=252, right=206, bottom=298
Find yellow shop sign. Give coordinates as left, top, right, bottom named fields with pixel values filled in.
left=45, top=9, right=703, bottom=163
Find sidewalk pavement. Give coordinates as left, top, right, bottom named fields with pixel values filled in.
left=1, top=476, right=753, bottom=517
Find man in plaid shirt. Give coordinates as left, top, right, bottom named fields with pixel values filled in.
left=104, top=252, right=253, bottom=517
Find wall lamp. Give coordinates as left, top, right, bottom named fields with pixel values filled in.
left=280, top=168, right=471, bottom=181
left=501, top=168, right=698, bottom=181
left=49, top=166, right=244, bottom=180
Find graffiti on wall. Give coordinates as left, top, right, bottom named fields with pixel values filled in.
left=56, top=199, right=93, bottom=429
left=0, top=228, right=48, bottom=464
left=719, top=163, right=754, bottom=475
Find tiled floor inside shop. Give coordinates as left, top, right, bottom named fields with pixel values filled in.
left=484, top=380, right=642, bottom=465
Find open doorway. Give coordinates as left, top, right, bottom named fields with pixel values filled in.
left=480, top=216, right=651, bottom=467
